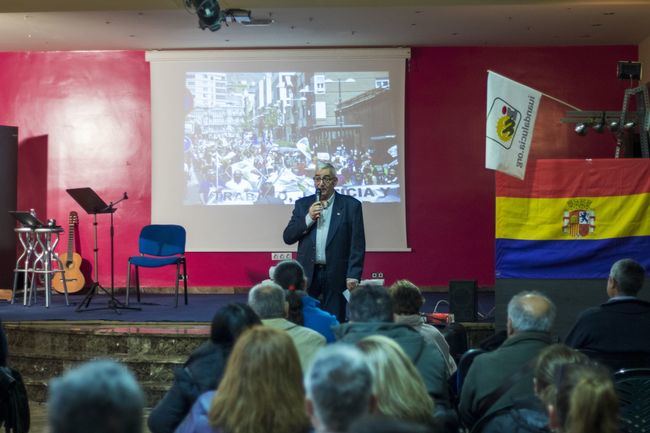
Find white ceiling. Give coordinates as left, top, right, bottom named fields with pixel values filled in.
left=0, top=0, right=649, bottom=51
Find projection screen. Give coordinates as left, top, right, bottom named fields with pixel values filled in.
left=147, top=48, right=410, bottom=252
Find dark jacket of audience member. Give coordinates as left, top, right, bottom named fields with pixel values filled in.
left=565, top=259, right=650, bottom=357
left=334, top=285, right=449, bottom=404
left=148, top=304, right=260, bottom=433
left=459, top=291, right=556, bottom=429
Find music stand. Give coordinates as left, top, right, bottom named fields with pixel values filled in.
left=9, top=211, right=46, bottom=228
left=66, top=187, right=139, bottom=312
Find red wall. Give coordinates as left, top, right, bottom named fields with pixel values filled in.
left=0, top=46, right=636, bottom=289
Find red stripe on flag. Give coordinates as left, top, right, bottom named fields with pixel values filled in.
left=496, top=159, right=650, bottom=198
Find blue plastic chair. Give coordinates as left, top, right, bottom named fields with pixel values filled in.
left=126, top=225, right=188, bottom=307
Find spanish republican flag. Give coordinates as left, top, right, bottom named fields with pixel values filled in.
left=496, top=159, right=650, bottom=278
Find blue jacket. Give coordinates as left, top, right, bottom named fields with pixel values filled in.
left=301, top=295, right=339, bottom=343
left=174, top=391, right=218, bottom=433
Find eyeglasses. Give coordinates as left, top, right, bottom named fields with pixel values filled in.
left=313, top=176, right=335, bottom=184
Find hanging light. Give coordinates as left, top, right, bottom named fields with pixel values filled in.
left=575, top=123, right=589, bottom=136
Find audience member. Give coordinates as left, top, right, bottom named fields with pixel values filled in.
left=459, top=291, right=556, bottom=429
left=48, top=359, right=144, bottom=433
left=388, top=279, right=457, bottom=375
left=476, top=344, right=588, bottom=433
left=565, top=258, right=650, bottom=368
left=272, top=260, right=339, bottom=343
left=304, top=344, right=375, bottom=433
left=541, top=363, right=618, bottom=433
left=533, top=344, right=589, bottom=402
left=248, top=281, right=325, bottom=369
left=148, top=303, right=261, bottom=433
left=335, top=285, right=449, bottom=404
left=176, top=326, right=310, bottom=433
left=356, top=335, right=435, bottom=427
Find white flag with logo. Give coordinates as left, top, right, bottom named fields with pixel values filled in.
left=485, top=71, right=541, bottom=180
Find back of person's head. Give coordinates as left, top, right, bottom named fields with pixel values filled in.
left=388, top=280, right=424, bottom=315
left=248, top=281, right=286, bottom=319
left=48, top=360, right=144, bottom=433
left=210, top=326, right=309, bottom=433
left=349, top=285, right=393, bottom=323
left=543, top=363, right=618, bottom=433
left=273, top=260, right=306, bottom=292
left=610, top=258, right=645, bottom=295
left=272, top=260, right=307, bottom=325
left=210, top=303, right=261, bottom=346
left=356, top=335, right=434, bottom=426
left=305, top=344, right=374, bottom=433
left=533, top=344, right=589, bottom=400
left=346, top=415, right=435, bottom=433
left=507, top=291, right=556, bottom=333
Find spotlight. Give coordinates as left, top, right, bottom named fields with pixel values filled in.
left=592, top=120, right=605, bottom=133
left=623, top=121, right=636, bottom=130
left=186, top=0, right=222, bottom=31
left=575, top=123, right=589, bottom=136
left=609, top=120, right=620, bottom=132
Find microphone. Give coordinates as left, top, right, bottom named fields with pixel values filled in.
left=315, top=188, right=321, bottom=203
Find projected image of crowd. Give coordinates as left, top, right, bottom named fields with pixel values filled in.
left=182, top=71, right=401, bottom=205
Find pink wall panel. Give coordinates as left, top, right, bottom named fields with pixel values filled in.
left=0, top=45, right=636, bottom=289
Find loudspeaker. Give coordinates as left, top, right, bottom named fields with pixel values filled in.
left=617, top=61, right=642, bottom=80
left=449, top=280, right=477, bottom=322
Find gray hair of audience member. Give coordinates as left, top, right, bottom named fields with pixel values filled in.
left=305, top=344, right=374, bottom=433
left=248, top=281, right=286, bottom=319
left=507, top=291, right=556, bottom=333
left=610, top=258, right=646, bottom=295
left=349, top=285, right=393, bottom=323
left=48, top=359, right=144, bottom=433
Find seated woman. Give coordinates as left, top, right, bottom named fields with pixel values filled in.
left=356, top=335, right=436, bottom=428
left=272, top=259, right=339, bottom=342
left=175, top=326, right=311, bottom=433
left=542, top=362, right=618, bottom=433
left=148, top=303, right=261, bottom=433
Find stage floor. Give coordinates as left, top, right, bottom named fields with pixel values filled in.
left=0, top=292, right=496, bottom=323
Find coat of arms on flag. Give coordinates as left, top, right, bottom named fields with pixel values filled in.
left=562, top=199, right=596, bottom=238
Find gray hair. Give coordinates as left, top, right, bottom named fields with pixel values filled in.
left=305, top=344, right=373, bottom=433
left=610, top=258, right=645, bottom=295
left=349, top=285, right=393, bottom=323
left=318, top=162, right=338, bottom=177
left=248, top=281, right=286, bottom=319
left=507, top=291, right=556, bottom=333
left=48, top=359, right=144, bottom=433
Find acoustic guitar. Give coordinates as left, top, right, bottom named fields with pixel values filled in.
left=52, top=211, right=86, bottom=294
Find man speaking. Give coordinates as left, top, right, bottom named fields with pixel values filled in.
left=283, top=163, right=365, bottom=322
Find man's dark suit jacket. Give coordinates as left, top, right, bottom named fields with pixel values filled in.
left=283, top=191, right=365, bottom=296
left=565, top=298, right=650, bottom=353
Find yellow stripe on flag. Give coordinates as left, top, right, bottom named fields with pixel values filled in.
left=496, top=192, right=650, bottom=240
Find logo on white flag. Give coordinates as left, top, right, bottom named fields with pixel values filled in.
left=487, top=98, right=521, bottom=150
left=485, top=71, right=541, bottom=180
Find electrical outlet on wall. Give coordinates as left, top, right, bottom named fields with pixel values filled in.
left=271, top=252, right=292, bottom=261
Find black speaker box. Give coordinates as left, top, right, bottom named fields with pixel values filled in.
left=449, top=280, right=477, bottom=322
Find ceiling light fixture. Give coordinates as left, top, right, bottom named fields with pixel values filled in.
left=185, top=0, right=222, bottom=31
